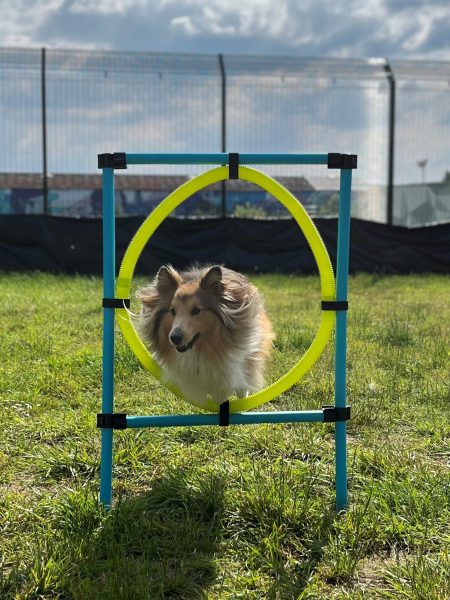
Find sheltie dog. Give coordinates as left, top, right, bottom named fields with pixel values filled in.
left=135, top=265, right=274, bottom=407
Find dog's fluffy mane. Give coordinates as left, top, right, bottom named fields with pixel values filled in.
left=135, top=264, right=274, bottom=406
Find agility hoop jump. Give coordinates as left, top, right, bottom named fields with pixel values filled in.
left=98, top=151, right=356, bottom=511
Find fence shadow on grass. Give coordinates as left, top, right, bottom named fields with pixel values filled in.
left=72, top=470, right=225, bottom=599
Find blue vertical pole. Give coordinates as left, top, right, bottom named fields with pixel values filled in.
left=335, top=168, right=352, bottom=511
left=100, top=167, right=115, bottom=507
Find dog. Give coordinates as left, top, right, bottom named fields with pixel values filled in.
left=135, top=265, right=274, bottom=407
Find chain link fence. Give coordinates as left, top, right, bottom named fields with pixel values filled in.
left=1, top=47, right=449, bottom=226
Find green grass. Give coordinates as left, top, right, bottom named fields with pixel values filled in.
left=0, top=272, right=449, bottom=599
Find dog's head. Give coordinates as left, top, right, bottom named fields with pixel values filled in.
left=137, top=265, right=230, bottom=355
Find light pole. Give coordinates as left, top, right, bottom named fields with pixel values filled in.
left=417, top=159, right=428, bottom=184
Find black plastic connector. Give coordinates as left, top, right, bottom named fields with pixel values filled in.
left=97, top=413, right=128, bottom=429
left=327, top=153, right=357, bottom=170
left=219, top=400, right=230, bottom=426
left=322, top=406, right=351, bottom=422
left=98, top=152, right=127, bottom=169
left=228, top=153, right=239, bottom=179
left=102, top=298, right=131, bottom=309
left=321, top=300, right=349, bottom=311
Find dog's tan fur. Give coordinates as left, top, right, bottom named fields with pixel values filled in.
left=136, top=265, right=274, bottom=406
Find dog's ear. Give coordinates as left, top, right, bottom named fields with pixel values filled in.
left=156, top=265, right=181, bottom=293
left=137, top=266, right=180, bottom=309
left=200, top=265, right=224, bottom=295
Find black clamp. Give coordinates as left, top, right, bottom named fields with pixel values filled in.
left=228, top=153, right=239, bottom=179
left=322, top=406, right=351, bottom=422
left=219, top=400, right=230, bottom=426
left=98, top=153, right=127, bottom=169
left=327, top=153, right=357, bottom=170
left=321, top=300, right=348, bottom=311
left=97, top=413, right=128, bottom=429
left=102, top=298, right=130, bottom=309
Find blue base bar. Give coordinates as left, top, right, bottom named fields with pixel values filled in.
left=126, top=153, right=328, bottom=166
left=127, top=410, right=325, bottom=428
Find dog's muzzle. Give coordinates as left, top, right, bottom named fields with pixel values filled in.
left=176, top=332, right=200, bottom=353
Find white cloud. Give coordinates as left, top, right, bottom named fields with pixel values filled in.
left=166, top=0, right=297, bottom=41
left=170, top=16, right=200, bottom=37
left=1, top=0, right=450, bottom=60
left=161, top=0, right=450, bottom=60
left=0, top=0, right=64, bottom=46
left=371, top=3, right=450, bottom=56
left=69, top=0, right=146, bottom=15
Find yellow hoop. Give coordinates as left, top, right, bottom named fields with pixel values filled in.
left=116, top=165, right=336, bottom=413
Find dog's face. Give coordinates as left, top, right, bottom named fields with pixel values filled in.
left=140, top=265, right=225, bottom=355
left=163, top=281, right=222, bottom=354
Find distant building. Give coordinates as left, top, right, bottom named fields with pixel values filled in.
left=0, top=172, right=315, bottom=218
left=392, top=173, right=450, bottom=227
left=2, top=172, right=448, bottom=225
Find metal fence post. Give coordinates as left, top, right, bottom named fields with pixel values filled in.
left=218, top=54, right=227, bottom=218
left=384, top=59, right=396, bottom=226
left=41, top=47, right=48, bottom=215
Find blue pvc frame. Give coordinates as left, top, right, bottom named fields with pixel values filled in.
left=100, top=153, right=352, bottom=511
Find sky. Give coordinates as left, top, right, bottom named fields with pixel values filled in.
left=1, top=0, right=450, bottom=207
left=2, top=0, right=450, bottom=60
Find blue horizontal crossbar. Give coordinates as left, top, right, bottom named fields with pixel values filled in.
left=126, top=410, right=325, bottom=428
left=125, top=153, right=328, bottom=166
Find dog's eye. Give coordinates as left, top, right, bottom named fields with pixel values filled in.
left=191, top=307, right=201, bottom=315
left=169, top=308, right=176, bottom=316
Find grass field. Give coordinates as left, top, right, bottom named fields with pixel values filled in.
left=0, top=272, right=449, bottom=599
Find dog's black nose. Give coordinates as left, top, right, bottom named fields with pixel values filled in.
left=170, top=329, right=183, bottom=346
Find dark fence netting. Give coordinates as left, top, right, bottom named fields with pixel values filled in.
left=0, top=216, right=448, bottom=275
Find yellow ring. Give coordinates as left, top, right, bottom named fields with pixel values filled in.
left=116, top=165, right=336, bottom=413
